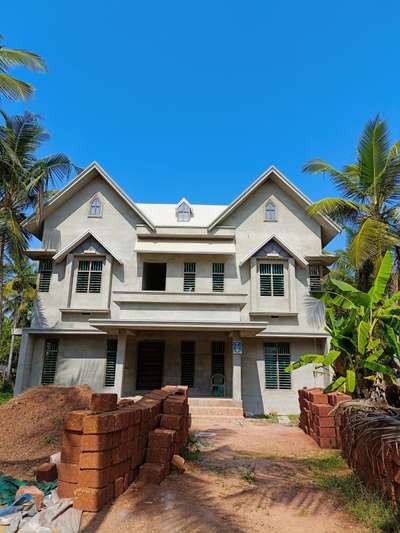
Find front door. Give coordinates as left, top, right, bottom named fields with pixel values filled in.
left=136, top=341, right=164, bottom=390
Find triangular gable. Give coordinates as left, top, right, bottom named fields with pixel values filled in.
left=53, top=230, right=123, bottom=264
left=207, top=166, right=340, bottom=246
left=239, top=234, right=308, bottom=267
left=24, top=162, right=156, bottom=238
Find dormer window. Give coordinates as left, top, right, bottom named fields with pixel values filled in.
left=89, top=196, right=102, bottom=217
left=265, top=200, right=277, bottom=222
left=176, top=200, right=192, bottom=222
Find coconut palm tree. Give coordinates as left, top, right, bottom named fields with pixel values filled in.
left=304, top=116, right=400, bottom=290
left=0, top=35, right=46, bottom=101
left=0, top=111, right=75, bottom=335
left=3, top=255, right=36, bottom=377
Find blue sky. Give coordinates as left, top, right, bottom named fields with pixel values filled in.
left=3, top=1, right=400, bottom=250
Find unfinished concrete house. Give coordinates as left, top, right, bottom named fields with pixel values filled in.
left=15, top=162, right=340, bottom=414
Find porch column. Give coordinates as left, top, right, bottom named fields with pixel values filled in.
left=231, top=335, right=242, bottom=402
left=114, top=330, right=127, bottom=398
left=14, top=332, right=34, bottom=396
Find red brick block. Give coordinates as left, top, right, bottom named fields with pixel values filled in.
left=160, top=414, right=183, bottom=431
left=138, top=463, right=167, bottom=484
left=314, top=416, right=336, bottom=428
left=83, top=412, right=115, bottom=434
left=79, top=450, right=112, bottom=469
left=304, top=388, right=322, bottom=400
left=123, top=473, right=129, bottom=491
left=35, top=462, right=58, bottom=483
left=74, top=486, right=110, bottom=512
left=64, top=410, right=88, bottom=432
left=137, top=397, right=162, bottom=417
left=311, top=404, right=333, bottom=417
left=128, top=468, right=138, bottom=484
left=58, top=481, right=77, bottom=499
left=146, top=446, right=172, bottom=464
left=114, top=409, right=132, bottom=430
left=78, top=467, right=111, bottom=488
left=81, top=433, right=114, bottom=451
left=316, top=426, right=336, bottom=438
left=90, top=393, right=118, bottom=413
left=128, top=406, right=142, bottom=426
left=336, top=393, right=352, bottom=403
left=114, top=476, right=124, bottom=498
left=62, top=430, right=82, bottom=448
left=163, top=398, right=188, bottom=415
left=58, top=462, right=79, bottom=483
left=309, top=392, right=329, bottom=404
left=61, top=445, right=81, bottom=465
left=316, top=436, right=338, bottom=449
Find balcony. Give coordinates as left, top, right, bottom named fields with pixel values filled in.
left=113, top=290, right=247, bottom=308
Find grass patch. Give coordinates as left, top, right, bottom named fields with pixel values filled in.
left=0, top=392, right=12, bottom=406
left=181, top=433, right=203, bottom=463
left=247, top=413, right=279, bottom=423
left=300, top=452, right=399, bottom=532
left=240, top=466, right=256, bottom=484
left=288, top=414, right=300, bottom=426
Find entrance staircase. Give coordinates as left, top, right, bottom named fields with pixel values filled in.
left=188, top=398, right=244, bottom=419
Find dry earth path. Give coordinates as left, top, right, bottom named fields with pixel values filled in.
left=80, top=417, right=367, bottom=533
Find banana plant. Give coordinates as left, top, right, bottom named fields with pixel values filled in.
left=286, top=250, right=400, bottom=397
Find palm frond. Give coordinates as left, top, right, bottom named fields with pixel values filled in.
left=357, top=115, right=390, bottom=190
left=348, top=218, right=399, bottom=269
left=0, top=47, right=47, bottom=73
left=303, top=159, right=361, bottom=199
left=0, top=72, right=33, bottom=100
left=307, top=197, right=363, bottom=225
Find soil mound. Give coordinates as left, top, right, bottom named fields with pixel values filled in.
left=0, top=385, right=92, bottom=479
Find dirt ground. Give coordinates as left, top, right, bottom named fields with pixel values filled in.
left=0, top=385, right=92, bottom=478
left=80, top=417, right=367, bottom=533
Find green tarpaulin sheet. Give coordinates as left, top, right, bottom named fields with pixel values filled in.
left=0, top=473, right=58, bottom=506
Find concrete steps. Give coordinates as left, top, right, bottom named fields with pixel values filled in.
left=189, top=398, right=244, bottom=418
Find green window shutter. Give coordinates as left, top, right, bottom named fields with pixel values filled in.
left=38, top=260, right=53, bottom=292
left=76, top=259, right=103, bottom=293
left=211, top=341, right=225, bottom=375
left=181, top=341, right=195, bottom=387
left=260, top=264, right=272, bottom=296
left=272, top=263, right=284, bottom=296
left=212, top=263, right=224, bottom=292
left=184, top=263, right=196, bottom=292
left=104, top=339, right=117, bottom=386
left=264, top=343, right=291, bottom=390
left=41, top=339, right=58, bottom=385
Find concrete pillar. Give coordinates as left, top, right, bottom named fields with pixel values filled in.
left=14, top=332, right=34, bottom=395
left=114, top=330, right=127, bottom=397
left=231, top=335, right=243, bottom=401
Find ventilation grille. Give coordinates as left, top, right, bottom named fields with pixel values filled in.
left=309, top=264, right=322, bottom=292
left=38, top=260, right=53, bottom=292
left=260, top=263, right=284, bottom=296
left=212, top=341, right=225, bottom=375
left=41, top=339, right=58, bottom=385
left=264, top=343, right=291, bottom=390
left=212, top=263, right=224, bottom=292
left=181, top=341, right=195, bottom=387
left=104, top=339, right=117, bottom=387
left=183, top=263, right=196, bottom=292
left=76, top=260, right=103, bottom=293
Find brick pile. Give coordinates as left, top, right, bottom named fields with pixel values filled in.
left=57, top=386, right=190, bottom=512
left=298, top=387, right=351, bottom=448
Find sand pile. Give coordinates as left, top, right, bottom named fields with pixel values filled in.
left=0, top=385, right=92, bottom=478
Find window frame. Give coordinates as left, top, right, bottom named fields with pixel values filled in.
left=309, top=264, right=323, bottom=292
left=259, top=262, right=285, bottom=297
left=38, top=259, right=53, bottom=293
left=264, top=200, right=277, bottom=222
left=181, top=340, right=196, bottom=387
left=104, top=338, right=118, bottom=387
left=176, top=201, right=192, bottom=222
left=183, top=262, right=196, bottom=292
left=264, top=342, right=291, bottom=390
left=41, top=338, right=59, bottom=385
left=75, top=258, right=104, bottom=294
left=212, top=263, right=224, bottom=292
left=88, top=196, right=102, bottom=218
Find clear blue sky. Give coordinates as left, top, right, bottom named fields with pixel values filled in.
left=3, top=1, right=400, bottom=250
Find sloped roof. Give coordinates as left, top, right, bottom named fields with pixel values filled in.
left=53, top=229, right=123, bottom=264
left=24, top=162, right=156, bottom=238
left=208, top=166, right=341, bottom=246
left=239, top=234, right=308, bottom=267
left=137, top=203, right=227, bottom=227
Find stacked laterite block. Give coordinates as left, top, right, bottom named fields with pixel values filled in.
left=298, top=388, right=351, bottom=448
left=59, top=388, right=191, bottom=512
left=138, top=385, right=190, bottom=484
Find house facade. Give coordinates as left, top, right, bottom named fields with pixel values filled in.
left=15, top=162, right=340, bottom=414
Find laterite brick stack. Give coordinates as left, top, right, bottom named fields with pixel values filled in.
left=58, top=386, right=190, bottom=512
left=298, top=387, right=351, bottom=448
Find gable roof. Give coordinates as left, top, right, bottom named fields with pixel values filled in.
left=137, top=202, right=227, bottom=227
left=207, top=166, right=341, bottom=246
left=239, top=234, right=308, bottom=267
left=53, top=229, right=123, bottom=264
left=24, top=162, right=156, bottom=238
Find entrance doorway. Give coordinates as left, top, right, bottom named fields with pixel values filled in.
left=136, top=341, right=164, bottom=390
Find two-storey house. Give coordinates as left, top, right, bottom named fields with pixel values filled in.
left=15, top=162, right=340, bottom=414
